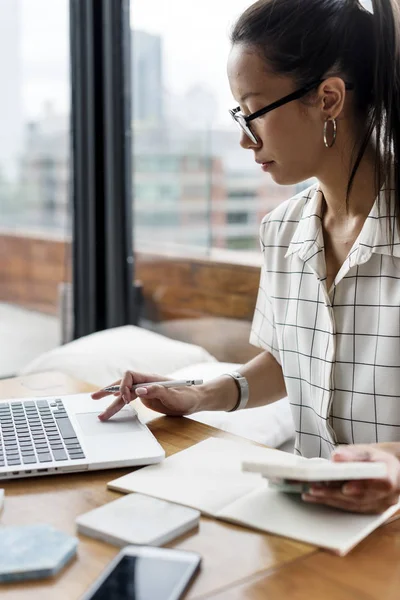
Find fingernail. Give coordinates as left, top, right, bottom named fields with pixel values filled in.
left=310, top=487, right=325, bottom=496
left=333, top=449, right=351, bottom=458
left=302, top=493, right=316, bottom=502
left=334, top=448, right=370, bottom=461
left=343, top=483, right=358, bottom=495
left=135, top=387, right=148, bottom=396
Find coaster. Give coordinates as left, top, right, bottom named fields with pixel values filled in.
left=0, top=524, right=78, bottom=582
left=76, top=493, right=200, bottom=547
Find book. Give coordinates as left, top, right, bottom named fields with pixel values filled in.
left=76, top=493, right=200, bottom=547
left=108, top=438, right=400, bottom=556
left=242, top=455, right=388, bottom=482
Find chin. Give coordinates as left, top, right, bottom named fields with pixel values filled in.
left=268, top=166, right=311, bottom=187
left=268, top=172, right=297, bottom=186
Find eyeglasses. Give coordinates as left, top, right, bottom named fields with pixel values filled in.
left=229, top=79, right=354, bottom=144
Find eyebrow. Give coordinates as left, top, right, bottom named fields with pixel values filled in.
left=239, top=91, right=262, bottom=103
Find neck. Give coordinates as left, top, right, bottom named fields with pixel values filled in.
left=317, top=140, right=378, bottom=222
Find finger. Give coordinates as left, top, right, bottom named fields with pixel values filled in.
left=332, top=445, right=400, bottom=493
left=139, top=396, right=172, bottom=415
left=98, top=396, right=124, bottom=421
left=307, top=481, right=398, bottom=509
left=302, top=493, right=361, bottom=511
left=119, top=372, right=159, bottom=403
left=341, top=479, right=392, bottom=496
left=92, top=380, right=121, bottom=400
left=138, top=387, right=186, bottom=416
left=135, top=384, right=167, bottom=400
left=332, top=446, right=372, bottom=462
left=309, top=482, right=391, bottom=503
left=303, top=492, right=399, bottom=514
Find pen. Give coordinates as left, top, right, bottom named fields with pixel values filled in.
left=102, top=379, right=204, bottom=393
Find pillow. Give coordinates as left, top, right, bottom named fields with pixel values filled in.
left=168, top=362, right=295, bottom=449
left=19, top=325, right=217, bottom=387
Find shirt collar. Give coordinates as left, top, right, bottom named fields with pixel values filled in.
left=285, top=185, right=324, bottom=262
left=285, top=183, right=400, bottom=264
left=357, top=189, right=400, bottom=262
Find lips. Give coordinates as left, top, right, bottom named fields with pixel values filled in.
left=260, top=161, right=275, bottom=172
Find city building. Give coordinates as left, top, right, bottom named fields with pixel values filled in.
left=0, top=0, right=23, bottom=181
left=12, top=26, right=306, bottom=250
left=132, top=30, right=164, bottom=125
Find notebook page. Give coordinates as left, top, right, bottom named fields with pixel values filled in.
left=108, top=437, right=297, bottom=516
left=217, top=485, right=400, bottom=556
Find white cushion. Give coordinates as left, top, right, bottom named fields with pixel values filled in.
left=19, top=325, right=217, bottom=386
left=20, top=328, right=294, bottom=449
left=169, top=362, right=295, bottom=449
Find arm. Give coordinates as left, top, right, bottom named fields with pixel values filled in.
left=200, top=350, right=287, bottom=412
left=93, top=350, right=286, bottom=420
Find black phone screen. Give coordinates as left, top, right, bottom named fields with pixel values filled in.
left=88, top=553, right=200, bottom=600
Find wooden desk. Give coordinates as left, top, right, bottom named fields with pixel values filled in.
left=0, top=373, right=398, bottom=600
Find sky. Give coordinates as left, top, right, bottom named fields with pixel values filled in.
left=19, top=0, right=252, bottom=125
left=20, top=0, right=70, bottom=119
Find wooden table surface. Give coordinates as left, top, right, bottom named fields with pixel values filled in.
left=0, top=372, right=398, bottom=600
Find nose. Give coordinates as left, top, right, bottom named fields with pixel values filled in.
left=239, top=130, right=261, bottom=151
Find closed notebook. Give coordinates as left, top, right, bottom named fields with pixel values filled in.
left=108, top=437, right=400, bottom=556
left=76, top=493, right=200, bottom=547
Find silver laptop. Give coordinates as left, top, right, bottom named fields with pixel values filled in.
left=0, top=393, right=165, bottom=480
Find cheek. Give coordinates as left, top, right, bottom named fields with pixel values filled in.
left=261, top=109, right=319, bottom=156
left=259, top=110, right=322, bottom=184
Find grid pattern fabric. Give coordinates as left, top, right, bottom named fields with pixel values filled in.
left=250, top=183, right=400, bottom=458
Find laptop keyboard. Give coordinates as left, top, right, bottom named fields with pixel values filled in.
left=0, top=399, right=86, bottom=468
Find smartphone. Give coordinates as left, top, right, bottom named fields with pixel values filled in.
left=81, top=545, right=201, bottom=600
left=268, top=479, right=312, bottom=494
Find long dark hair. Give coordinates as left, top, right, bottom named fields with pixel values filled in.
left=231, top=0, right=400, bottom=243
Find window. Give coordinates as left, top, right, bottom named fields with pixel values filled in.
left=131, top=1, right=307, bottom=255
left=227, top=212, right=249, bottom=225
left=0, top=0, right=70, bottom=376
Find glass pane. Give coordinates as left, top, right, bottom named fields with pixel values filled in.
left=0, top=0, right=70, bottom=377
left=131, top=1, right=310, bottom=257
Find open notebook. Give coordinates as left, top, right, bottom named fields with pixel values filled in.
left=108, top=437, right=400, bottom=556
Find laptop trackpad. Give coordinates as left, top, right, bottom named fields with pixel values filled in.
left=75, top=411, right=142, bottom=436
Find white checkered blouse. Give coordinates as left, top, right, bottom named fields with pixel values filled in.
left=250, top=183, right=400, bottom=458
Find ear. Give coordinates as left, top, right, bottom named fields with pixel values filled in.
left=317, top=77, right=347, bottom=120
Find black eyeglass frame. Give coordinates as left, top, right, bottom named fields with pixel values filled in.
left=229, top=79, right=354, bottom=144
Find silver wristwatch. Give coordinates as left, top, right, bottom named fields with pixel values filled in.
left=224, top=371, right=249, bottom=412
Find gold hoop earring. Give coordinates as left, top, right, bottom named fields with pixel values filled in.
left=323, top=117, right=337, bottom=148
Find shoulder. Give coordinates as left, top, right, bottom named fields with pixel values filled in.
left=259, top=183, right=317, bottom=249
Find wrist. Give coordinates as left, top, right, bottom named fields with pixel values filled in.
left=195, top=376, right=239, bottom=413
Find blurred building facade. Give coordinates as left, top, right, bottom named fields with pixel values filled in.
left=6, top=27, right=304, bottom=250
left=0, top=0, right=23, bottom=181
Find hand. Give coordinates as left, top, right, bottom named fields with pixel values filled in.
left=92, top=371, right=203, bottom=421
left=302, top=445, right=400, bottom=514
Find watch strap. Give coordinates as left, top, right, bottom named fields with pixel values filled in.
left=224, top=371, right=249, bottom=412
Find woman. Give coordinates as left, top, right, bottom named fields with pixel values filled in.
left=93, top=0, right=400, bottom=513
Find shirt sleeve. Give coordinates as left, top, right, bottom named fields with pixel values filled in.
left=249, top=224, right=281, bottom=365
